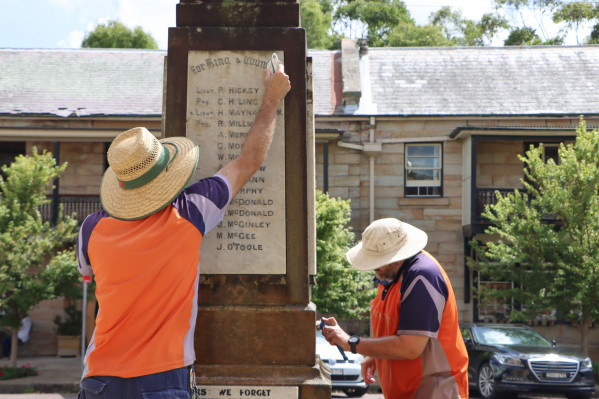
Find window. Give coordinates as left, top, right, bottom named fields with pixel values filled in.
left=524, top=141, right=561, bottom=164
left=405, top=143, right=442, bottom=197
left=0, top=142, right=26, bottom=180
left=543, top=143, right=559, bottom=164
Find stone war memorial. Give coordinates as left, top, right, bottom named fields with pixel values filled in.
left=164, top=1, right=329, bottom=398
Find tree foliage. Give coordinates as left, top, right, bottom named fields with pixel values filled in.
left=0, top=150, right=79, bottom=366
left=470, top=118, right=599, bottom=355
left=388, top=23, right=454, bottom=47
left=429, top=7, right=509, bottom=46
left=81, top=20, right=158, bottom=49
left=301, top=0, right=341, bottom=49
left=311, top=190, right=376, bottom=319
left=334, top=0, right=413, bottom=47
left=301, top=0, right=506, bottom=48
left=495, top=0, right=599, bottom=44
left=300, top=0, right=599, bottom=48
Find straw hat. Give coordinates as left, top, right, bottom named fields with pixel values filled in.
left=346, top=218, right=428, bottom=271
left=100, top=127, right=199, bottom=221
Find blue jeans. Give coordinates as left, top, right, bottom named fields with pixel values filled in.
left=78, top=366, right=192, bottom=399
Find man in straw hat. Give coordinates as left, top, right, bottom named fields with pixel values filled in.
left=76, top=64, right=290, bottom=397
left=321, top=218, right=469, bottom=399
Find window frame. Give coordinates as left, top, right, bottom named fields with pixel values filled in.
left=404, top=142, right=443, bottom=198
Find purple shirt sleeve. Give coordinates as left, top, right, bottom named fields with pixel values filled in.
left=172, top=174, right=232, bottom=236
left=77, top=211, right=108, bottom=276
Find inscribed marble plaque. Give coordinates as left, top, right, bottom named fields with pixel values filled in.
left=186, top=51, right=286, bottom=274
left=197, top=386, right=298, bottom=399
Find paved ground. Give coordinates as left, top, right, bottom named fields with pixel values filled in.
left=0, top=356, right=81, bottom=396
left=0, top=356, right=595, bottom=398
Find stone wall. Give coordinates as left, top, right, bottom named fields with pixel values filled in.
left=476, top=140, right=525, bottom=189
left=315, top=119, right=470, bottom=321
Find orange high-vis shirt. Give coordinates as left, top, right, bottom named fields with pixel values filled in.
left=370, top=251, right=469, bottom=399
left=77, top=175, right=231, bottom=378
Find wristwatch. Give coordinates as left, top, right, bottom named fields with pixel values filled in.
left=348, top=335, right=360, bottom=354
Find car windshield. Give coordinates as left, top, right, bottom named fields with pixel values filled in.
left=473, top=326, right=552, bottom=347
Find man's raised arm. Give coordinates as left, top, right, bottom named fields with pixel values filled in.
left=217, top=63, right=291, bottom=196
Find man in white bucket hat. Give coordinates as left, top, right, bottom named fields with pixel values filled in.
left=321, top=218, right=469, bottom=399
left=76, top=64, right=290, bottom=397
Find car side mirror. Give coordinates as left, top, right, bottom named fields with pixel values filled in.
left=464, top=337, right=474, bottom=349
left=551, top=339, right=557, bottom=348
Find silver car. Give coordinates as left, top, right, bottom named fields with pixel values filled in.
left=316, top=332, right=369, bottom=397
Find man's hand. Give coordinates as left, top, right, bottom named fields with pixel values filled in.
left=321, top=316, right=351, bottom=352
left=361, top=356, right=377, bottom=385
left=263, top=63, right=291, bottom=106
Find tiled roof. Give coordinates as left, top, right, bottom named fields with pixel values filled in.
left=361, top=45, right=599, bottom=117
left=1, top=46, right=598, bottom=118
left=0, top=48, right=165, bottom=117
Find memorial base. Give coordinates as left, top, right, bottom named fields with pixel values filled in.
left=194, top=305, right=330, bottom=399
left=195, top=364, right=330, bottom=399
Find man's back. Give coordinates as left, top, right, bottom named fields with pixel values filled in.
left=78, top=176, right=231, bottom=378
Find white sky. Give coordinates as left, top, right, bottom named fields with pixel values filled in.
left=0, top=0, right=591, bottom=49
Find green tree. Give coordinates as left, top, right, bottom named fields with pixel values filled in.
left=494, top=0, right=598, bottom=44
left=588, top=23, right=599, bottom=44
left=552, top=1, right=599, bottom=44
left=311, top=190, right=376, bottom=319
left=0, top=150, right=79, bottom=366
left=504, top=26, right=546, bottom=45
left=470, top=118, right=599, bottom=355
left=388, top=22, right=455, bottom=47
left=81, top=20, right=158, bottom=49
left=301, top=0, right=340, bottom=49
left=303, top=1, right=509, bottom=48
left=334, top=0, right=413, bottom=47
left=429, top=7, right=509, bottom=46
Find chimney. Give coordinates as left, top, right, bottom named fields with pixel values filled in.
left=341, top=38, right=361, bottom=113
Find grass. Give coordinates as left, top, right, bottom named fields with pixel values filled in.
left=0, top=363, right=38, bottom=380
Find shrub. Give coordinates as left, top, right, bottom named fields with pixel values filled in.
left=0, top=363, right=38, bottom=380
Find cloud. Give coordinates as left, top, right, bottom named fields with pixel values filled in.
left=117, top=0, right=178, bottom=49
left=48, top=0, right=85, bottom=12
left=58, top=30, right=85, bottom=48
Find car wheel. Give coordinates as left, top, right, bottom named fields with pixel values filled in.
left=343, top=387, right=368, bottom=397
left=477, top=362, right=503, bottom=399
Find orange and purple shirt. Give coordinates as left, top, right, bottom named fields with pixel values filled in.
left=77, top=175, right=232, bottom=379
left=371, top=251, right=469, bottom=399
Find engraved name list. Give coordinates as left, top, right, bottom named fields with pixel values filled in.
left=186, top=51, right=286, bottom=275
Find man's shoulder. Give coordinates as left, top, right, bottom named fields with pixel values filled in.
left=405, top=252, right=441, bottom=274
left=179, top=174, right=231, bottom=208
left=81, top=210, right=110, bottom=230
left=402, top=252, right=448, bottom=288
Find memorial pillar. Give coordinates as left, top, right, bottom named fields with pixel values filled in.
left=164, top=1, right=330, bottom=398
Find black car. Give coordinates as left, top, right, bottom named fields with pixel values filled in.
left=461, top=323, right=595, bottom=399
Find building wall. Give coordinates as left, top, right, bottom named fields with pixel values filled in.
left=8, top=114, right=598, bottom=352
left=476, top=140, right=525, bottom=189
left=314, top=115, right=599, bottom=325
left=315, top=118, right=471, bottom=322
left=27, top=141, right=106, bottom=195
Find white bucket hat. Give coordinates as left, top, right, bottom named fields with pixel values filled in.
left=100, top=127, right=199, bottom=221
left=346, top=218, right=428, bottom=271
